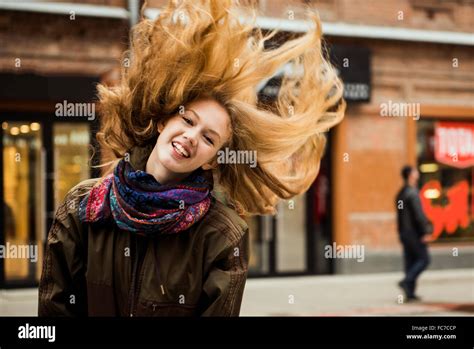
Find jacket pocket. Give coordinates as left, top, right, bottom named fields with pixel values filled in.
left=136, top=299, right=197, bottom=317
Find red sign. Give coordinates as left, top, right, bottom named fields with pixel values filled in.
left=435, top=122, right=474, bottom=168
left=420, top=180, right=470, bottom=240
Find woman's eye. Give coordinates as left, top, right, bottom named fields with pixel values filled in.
left=182, top=116, right=193, bottom=125
left=204, top=136, right=214, bottom=145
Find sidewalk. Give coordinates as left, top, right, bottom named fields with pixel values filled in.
left=0, top=269, right=472, bottom=316
left=240, top=268, right=474, bottom=316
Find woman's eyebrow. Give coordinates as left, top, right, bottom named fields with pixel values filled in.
left=188, top=108, right=221, bottom=141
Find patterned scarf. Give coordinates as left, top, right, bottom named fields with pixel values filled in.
left=79, top=159, right=213, bottom=235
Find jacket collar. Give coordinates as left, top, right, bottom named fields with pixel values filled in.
left=129, top=142, right=155, bottom=172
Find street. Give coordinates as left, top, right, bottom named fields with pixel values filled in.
left=241, top=268, right=474, bottom=316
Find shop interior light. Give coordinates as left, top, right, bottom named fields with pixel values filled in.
left=2, top=122, right=8, bottom=130
left=30, top=122, right=41, bottom=131
left=424, top=188, right=441, bottom=199
left=20, top=125, right=30, bottom=133
left=10, top=127, right=20, bottom=136
left=419, top=163, right=439, bottom=173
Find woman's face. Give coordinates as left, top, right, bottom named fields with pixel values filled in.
left=155, top=98, right=232, bottom=177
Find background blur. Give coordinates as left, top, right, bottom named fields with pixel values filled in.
left=0, top=0, right=473, bottom=316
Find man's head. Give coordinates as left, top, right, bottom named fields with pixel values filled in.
left=401, top=165, right=419, bottom=187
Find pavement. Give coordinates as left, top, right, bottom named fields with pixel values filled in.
left=0, top=268, right=472, bottom=316
left=240, top=268, right=474, bottom=316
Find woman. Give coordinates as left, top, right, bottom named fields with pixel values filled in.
left=38, top=0, right=345, bottom=316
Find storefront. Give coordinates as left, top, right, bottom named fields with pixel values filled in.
left=0, top=73, right=100, bottom=288
left=418, top=119, right=474, bottom=242
left=245, top=145, right=333, bottom=276
left=246, top=38, right=371, bottom=277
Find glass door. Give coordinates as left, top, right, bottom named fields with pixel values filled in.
left=247, top=215, right=275, bottom=275
left=247, top=135, right=333, bottom=277
left=247, top=195, right=309, bottom=276
left=275, top=194, right=307, bottom=273
left=1, top=121, right=45, bottom=286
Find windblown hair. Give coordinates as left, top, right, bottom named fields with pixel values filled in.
left=96, top=0, right=345, bottom=216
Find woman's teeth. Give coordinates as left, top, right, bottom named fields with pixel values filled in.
left=172, top=142, right=190, bottom=158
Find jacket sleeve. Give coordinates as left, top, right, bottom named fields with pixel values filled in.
left=38, top=190, right=88, bottom=316
left=408, top=190, right=433, bottom=237
left=199, top=227, right=249, bottom=316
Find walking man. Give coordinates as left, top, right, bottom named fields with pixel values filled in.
left=396, top=165, right=433, bottom=301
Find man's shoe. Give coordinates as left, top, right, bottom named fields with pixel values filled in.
left=398, top=280, right=420, bottom=302
left=406, top=295, right=422, bottom=302
left=398, top=280, right=409, bottom=295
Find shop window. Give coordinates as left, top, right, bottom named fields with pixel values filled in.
left=53, top=123, right=91, bottom=210
left=417, top=120, right=474, bottom=242
left=2, top=121, right=44, bottom=285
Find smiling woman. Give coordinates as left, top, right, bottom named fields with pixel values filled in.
left=146, top=98, right=232, bottom=185
left=38, top=0, right=345, bottom=317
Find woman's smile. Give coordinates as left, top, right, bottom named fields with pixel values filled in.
left=171, top=141, right=191, bottom=159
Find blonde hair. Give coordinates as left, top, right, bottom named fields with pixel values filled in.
left=96, top=0, right=345, bottom=216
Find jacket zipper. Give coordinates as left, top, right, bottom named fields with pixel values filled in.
left=128, top=235, right=147, bottom=317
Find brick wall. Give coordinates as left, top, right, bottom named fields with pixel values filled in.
left=258, top=0, right=473, bottom=32
left=0, top=11, right=127, bottom=76
left=21, top=0, right=472, bottom=33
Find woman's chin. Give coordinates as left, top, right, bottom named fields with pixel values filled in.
left=159, top=157, right=192, bottom=174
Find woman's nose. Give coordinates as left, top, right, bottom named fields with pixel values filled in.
left=183, top=133, right=197, bottom=147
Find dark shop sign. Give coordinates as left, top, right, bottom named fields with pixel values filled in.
left=330, top=45, right=371, bottom=102
left=258, top=45, right=371, bottom=103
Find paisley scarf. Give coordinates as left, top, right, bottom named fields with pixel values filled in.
left=79, top=159, right=213, bottom=235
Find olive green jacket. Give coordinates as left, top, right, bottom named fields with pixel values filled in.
left=38, top=145, right=249, bottom=317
